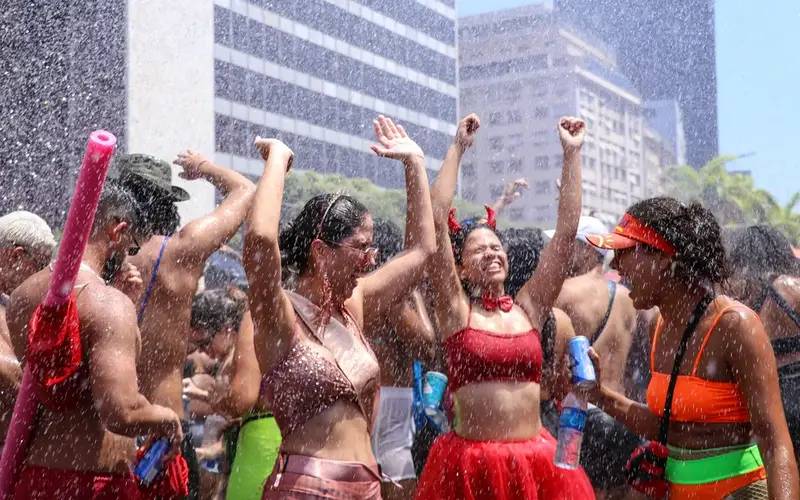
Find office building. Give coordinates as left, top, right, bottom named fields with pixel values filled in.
left=0, top=0, right=458, bottom=224
left=459, top=4, right=670, bottom=226
left=556, top=0, right=718, bottom=167
left=644, top=99, right=686, bottom=166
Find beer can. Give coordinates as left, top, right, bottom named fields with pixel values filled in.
left=134, top=437, right=170, bottom=486
left=568, top=336, right=597, bottom=389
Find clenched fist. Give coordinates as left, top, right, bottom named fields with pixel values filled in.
left=558, top=116, right=586, bottom=152
left=254, top=136, right=294, bottom=171
left=455, top=113, right=481, bottom=151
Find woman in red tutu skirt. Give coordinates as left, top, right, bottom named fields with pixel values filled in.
left=417, top=113, right=594, bottom=500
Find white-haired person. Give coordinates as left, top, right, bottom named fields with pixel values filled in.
left=0, top=210, right=57, bottom=443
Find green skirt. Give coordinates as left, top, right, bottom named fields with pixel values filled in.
left=226, top=414, right=282, bottom=500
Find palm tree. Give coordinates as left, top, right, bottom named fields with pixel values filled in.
left=768, top=192, right=800, bottom=245
left=666, top=156, right=800, bottom=244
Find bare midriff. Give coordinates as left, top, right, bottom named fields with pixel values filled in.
left=453, top=381, right=542, bottom=441
left=665, top=421, right=754, bottom=453
left=25, top=408, right=134, bottom=474
left=279, top=401, right=375, bottom=463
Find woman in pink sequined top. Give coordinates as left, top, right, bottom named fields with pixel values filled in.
left=243, top=116, right=436, bottom=499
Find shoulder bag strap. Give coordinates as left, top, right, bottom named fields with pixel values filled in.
left=657, top=293, right=714, bottom=444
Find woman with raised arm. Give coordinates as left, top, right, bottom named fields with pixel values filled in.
left=585, top=199, right=799, bottom=499
left=243, top=116, right=436, bottom=499
left=415, top=114, right=594, bottom=499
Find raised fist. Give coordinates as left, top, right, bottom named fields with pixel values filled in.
left=558, top=116, right=586, bottom=152
left=254, top=136, right=294, bottom=171
left=455, top=113, right=480, bottom=151
left=370, top=115, right=424, bottom=161
left=174, top=150, right=210, bottom=180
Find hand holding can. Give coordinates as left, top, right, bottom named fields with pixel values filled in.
left=568, top=336, right=597, bottom=390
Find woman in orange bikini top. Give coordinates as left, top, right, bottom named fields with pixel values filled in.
left=583, top=197, right=798, bottom=500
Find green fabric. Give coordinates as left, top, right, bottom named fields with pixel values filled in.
left=665, top=443, right=764, bottom=485
left=226, top=415, right=282, bottom=500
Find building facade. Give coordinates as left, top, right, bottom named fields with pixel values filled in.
left=459, top=4, right=664, bottom=227
left=212, top=0, right=457, bottom=193
left=556, top=0, right=718, bottom=168
left=0, top=0, right=458, bottom=225
left=644, top=99, right=687, bottom=167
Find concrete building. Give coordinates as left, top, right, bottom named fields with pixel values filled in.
left=642, top=124, right=677, bottom=200
left=459, top=4, right=666, bottom=226
left=0, top=0, right=457, bottom=225
left=644, top=99, right=686, bottom=166
left=556, top=0, right=718, bottom=168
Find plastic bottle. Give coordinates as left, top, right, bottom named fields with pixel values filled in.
left=554, top=392, right=588, bottom=469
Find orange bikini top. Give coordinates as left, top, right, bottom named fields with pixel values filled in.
left=646, top=304, right=751, bottom=424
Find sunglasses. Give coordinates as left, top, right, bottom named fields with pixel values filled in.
left=325, top=240, right=379, bottom=264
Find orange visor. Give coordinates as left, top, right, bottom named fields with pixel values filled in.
left=585, top=213, right=677, bottom=256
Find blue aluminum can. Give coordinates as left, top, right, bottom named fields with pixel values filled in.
left=134, top=438, right=170, bottom=486
left=568, top=336, right=597, bottom=389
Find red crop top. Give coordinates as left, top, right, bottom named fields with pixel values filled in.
left=443, top=312, right=543, bottom=392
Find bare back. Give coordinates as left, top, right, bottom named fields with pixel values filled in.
left=759, top=275, right=800, bottom=367
left=6, top=269, right=135, bottom=473
left=556, top=271, right=636, bottom=392
left=131, top=235, right=203, bottom=415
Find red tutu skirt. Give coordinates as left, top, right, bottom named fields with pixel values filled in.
left=416, top=430, right=595, bottom=500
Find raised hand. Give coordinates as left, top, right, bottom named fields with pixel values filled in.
left=504, top=178, right=528, bottom=202
left=110, top=261, right=144, bottom=302
left=370, top=115, right=424, bottom=162
left=254, top=136, right=294, bottom=171
left=455, top=113, right=481, bottom=151
left=558, top=116, right=586, bottom=152
left=174, top=150, right=211, bottom=180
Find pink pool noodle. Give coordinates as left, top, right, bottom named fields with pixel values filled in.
left=0, top=130, right=117, bottom=498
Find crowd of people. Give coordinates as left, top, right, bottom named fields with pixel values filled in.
left=0, top=111, right=798, bottom=500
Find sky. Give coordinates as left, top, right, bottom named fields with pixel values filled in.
left=457, top=0, right=800, bottom=206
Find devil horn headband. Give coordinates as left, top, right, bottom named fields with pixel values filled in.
left=484, top=205, right=497, bottom=230
left=448, top=207, right=462, bottom=235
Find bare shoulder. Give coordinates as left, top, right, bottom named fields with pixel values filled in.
left=78, top=284, right=138, bottom=339
left=773, top=275, right=800, bottom=305
left=715, top=299, right=766, bottom=346
left=613, top=285, right=636, bottom=323
left=556, top=277, right=586, bottom=305
left=552, top=307, right=572, bottom=326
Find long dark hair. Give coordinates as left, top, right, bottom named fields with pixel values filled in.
left=372, top=218, right=403, bottom=267
left=502, top=227, right=546, bottom=297
left=726, top=224, right=800, bottom=308
left=279, top=193, right=369, bottom=274
left=626, top=197, right=729, bottom=285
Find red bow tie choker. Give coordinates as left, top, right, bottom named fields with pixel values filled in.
left=481, top=294, right=514, bottom=312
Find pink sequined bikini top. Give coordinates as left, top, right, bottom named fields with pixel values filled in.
left=262, top=291, right=381, bottom=438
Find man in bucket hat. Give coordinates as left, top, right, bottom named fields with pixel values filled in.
left=113, top=150, right=254, bottom=499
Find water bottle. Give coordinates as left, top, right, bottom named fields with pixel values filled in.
left=554, top=392, right=588, bottom=469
